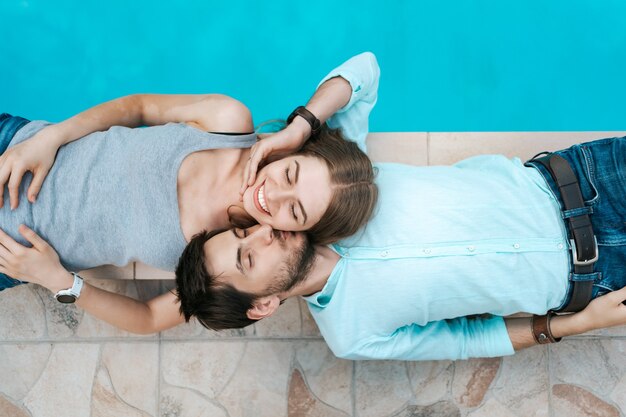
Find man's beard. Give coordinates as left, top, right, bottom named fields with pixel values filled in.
left=264, top=234, right=316, bottom=295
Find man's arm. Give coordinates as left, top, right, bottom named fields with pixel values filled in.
left=329, top=289, right=626, bottom=361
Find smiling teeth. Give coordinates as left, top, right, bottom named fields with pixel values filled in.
left=258, top=184, right=270, bottom=214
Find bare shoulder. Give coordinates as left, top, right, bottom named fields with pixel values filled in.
left=195, top=94, right=254, bottom=133
left=134, top=93, right=253, bottom=133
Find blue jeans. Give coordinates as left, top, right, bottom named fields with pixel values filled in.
left=0, top=113, right=30, bottom=291
left=527, top=136, right=626, bottom=308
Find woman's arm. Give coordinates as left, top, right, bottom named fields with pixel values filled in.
left=0, top=225, right=185, bottom=334
left=46, top=93, right=253, bottom=148
left=0, top=94, right=253, bottom=209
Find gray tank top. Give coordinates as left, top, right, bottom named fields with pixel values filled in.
left=5, top=121, right=256, bottom=271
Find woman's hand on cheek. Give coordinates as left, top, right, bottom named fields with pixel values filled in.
left=240, top=120, right=311, bottom=196
left=0, top=225, right=71, bottom=292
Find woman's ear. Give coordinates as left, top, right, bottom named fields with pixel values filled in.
left=247, top=295, right=281, bottom=320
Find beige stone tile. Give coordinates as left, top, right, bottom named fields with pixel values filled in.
left=0, top=344, right=52, bottom=400
left=0, top=395, right=30, bottom=417
left=161, top=317, right=254, bottom=339
left=217, top=341, right=293, bottom=417
left=550, top=339, right=626, bottom=398
left=466, top=399, right=516, bottom=417
left=133, top=280, right=165, bottom=301
left=391, top=402, right=461, bottom=417
left=0, top=285, right=46, bottom=340
left=406, top=360, right=453, bottom=405
left=253, top=297, right=301, bottom=337
left=160, top=386, right=228, bottom=417
left=610, top=373, right=626, bottom=412
left=32, top=285, right=84, bottom=339
left=101, top=343, right=159, bottom=415
left=354, top=361, right=413, bottom=417
left=551, top=384, right=621, bottom=417
left=78, top=264, right=134, bottom=280
left=288, top=369, right=350, bottom=417
left=490, top=347, right=549, bottom=417
left=298, top=298, right=321, bottom=337
left=428, top=131, right=626, bottom=166
left=91, top=368, right=153, bottom=417
left=294, top=341, right=352, bottom=414
left=367, top=133, right=429, bottom=166
left=162, top=341, right=246, bottom=398
left=23, top=343, right=100, bottom=417
left=452, top=358, right=501, bottom=409
left=160, top=319, right=205, bottom=338
left=135, top=263, right=175, bottom=280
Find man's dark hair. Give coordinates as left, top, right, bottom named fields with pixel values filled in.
left=175, top=228, right=258, bottom=330
left=175, top=228, right=315, bottom=331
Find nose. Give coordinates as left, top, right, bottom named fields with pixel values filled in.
left=248, top=224, right=274, bottom=245
left=264, top=181, right=293, bottom=207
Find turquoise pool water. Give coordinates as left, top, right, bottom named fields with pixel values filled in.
left=1, top=1, right=626, bottom=132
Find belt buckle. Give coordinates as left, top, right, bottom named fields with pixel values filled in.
left=569, top=237, right=599, bottom=266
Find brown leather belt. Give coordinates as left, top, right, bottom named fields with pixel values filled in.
left=528, top=153, right=598, bottom=312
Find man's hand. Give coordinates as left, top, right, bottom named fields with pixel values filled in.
left=0, top=127, right=62, bottom=209
left=240, top=116, right=312, bottom=195
left=0, top=225, right=70, bottom=292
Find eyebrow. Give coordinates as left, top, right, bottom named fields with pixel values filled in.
left=294, top=161, right=308, bottom=224
left=232, top=229, right=244, bottom=274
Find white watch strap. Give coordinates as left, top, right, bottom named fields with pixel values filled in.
left=69, top=272, right=84, bottom=298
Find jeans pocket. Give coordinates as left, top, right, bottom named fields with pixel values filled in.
left=577, top=145, right=601, bottom=206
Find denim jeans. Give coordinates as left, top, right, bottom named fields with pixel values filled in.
left=527, top=136, right=626, bottom=308
left=0, top=113, right=30, bottom=291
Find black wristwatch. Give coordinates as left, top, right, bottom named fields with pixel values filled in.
left=287, top=106, right=322, bottom=133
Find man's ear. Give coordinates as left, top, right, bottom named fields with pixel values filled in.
left=247, top=295, right=281, bottom=320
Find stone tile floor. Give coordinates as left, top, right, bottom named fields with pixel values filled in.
left=1, top=132, right=626, bottom=417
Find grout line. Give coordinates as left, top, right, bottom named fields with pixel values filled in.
left=157, top=332, right=162, bottom=417
left=424, top=132, right=429, bottom=165
left=0, top=336, right=327, bottom=345
left=351, top=361, right=357, bottom=417
left=547, top=345, right=554, bottom=417
left=157, top=281, right=166, bottom=417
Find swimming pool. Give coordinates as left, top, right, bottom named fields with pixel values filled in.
left=1, top=0, right=626, bottom=132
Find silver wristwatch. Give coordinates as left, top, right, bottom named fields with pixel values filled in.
left=54, top=272, right=84, bottom=304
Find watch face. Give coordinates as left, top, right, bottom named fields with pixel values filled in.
left=56, top=293, right=77, bottom=304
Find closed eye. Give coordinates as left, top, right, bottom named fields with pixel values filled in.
left=291, top=203, right=298, bottom=221
left=285, top=167, right=292, bottom=185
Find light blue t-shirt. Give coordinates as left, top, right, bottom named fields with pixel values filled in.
left=304, top=52, right=570, bottom=361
